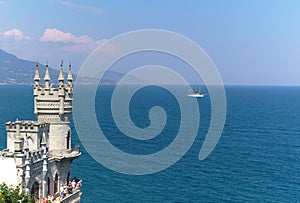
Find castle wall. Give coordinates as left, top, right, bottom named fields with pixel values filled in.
left=47, top=159, right=72, bottom=191
left=48, top=123, right=71, bottom=151
left=6, top=121, right=49, bottom=152
left=28, top=160, right=44, bottom=186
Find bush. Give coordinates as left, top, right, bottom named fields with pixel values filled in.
left=0, top=183, right=33, bottom=203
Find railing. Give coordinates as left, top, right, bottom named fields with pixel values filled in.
left=58, top=187, right=82, bottom=203
left=47, top=145, right=80, bottom=159
left=53, top=180, right=82, bottom=203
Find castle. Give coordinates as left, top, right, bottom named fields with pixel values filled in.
left=0, top=63, right=81, bottom=202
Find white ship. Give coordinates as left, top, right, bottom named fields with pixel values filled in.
left=187, top=88, right=205, bottom=98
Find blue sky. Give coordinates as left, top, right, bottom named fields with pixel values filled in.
left=0, top=0, right=299, bottom=85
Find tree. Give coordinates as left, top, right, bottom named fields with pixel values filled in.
left=0, top=183, right=33, bottom=203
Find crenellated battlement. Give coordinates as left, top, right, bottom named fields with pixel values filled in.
left=6, top=120, right=49, bottom=132
left=33, top=62, right=73, bottom=123
left=5, top=120, right=49, bottom=153
left=29, top=148, right=45, bottom=163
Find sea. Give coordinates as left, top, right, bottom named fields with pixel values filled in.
left=0, top=85, right=300, bottom=202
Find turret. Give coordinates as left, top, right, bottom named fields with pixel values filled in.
left=34, top=63, right=40, bottom=85
left=58, top=61, right=65, bottom=88
left=44, top=63, right=51, bottom=90
left=41, top=131, right=47, bottom=154
left=67, top=63, right=73, bottom=89
left=33, top=63, right=41, bottom=97
left=14, top=120, right=22, bottom=153
left=33, top=61, right=73, bottom=150
left=58, top=61, right=65, bottom=116
left=23, top=134, right=29, bottom=154
left=42, top=130, right=48, bottom=198
left=24, top=156, right=31, bottom=189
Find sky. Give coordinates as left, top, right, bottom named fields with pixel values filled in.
left=0, top=0, right=299, bottom=85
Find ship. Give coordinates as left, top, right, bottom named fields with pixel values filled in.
left=187, top=87, right=206, bottom=98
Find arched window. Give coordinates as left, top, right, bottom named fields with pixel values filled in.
left=54, top=173, right=59, bottom=194
left=31, top=181, right=39, bottom=201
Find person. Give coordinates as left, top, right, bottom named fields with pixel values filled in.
left=64, top=187, right=68, bottom=196
left=67, top=182, right=73, bottom=194
left=60, top=188, right=66, bottom=199
left=71, top=179, right=76, bottom=189
left=76, top=180, right=82, bottom=188
left=47, top=193, right=54, bottom=203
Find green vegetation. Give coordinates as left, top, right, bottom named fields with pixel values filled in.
left=0, top=183, right=33, bottom=203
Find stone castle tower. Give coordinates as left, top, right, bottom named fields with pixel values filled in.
left=33, top=62, right=73, bottom=151
left=0, top=62, right=81, bottom=202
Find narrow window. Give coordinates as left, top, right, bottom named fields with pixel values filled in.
left=67, top=171, right=70, bottom=182
left=47, top=177, right=51, bottom=195
left=54, top=173, right=59, bottom=193
left=67, top=131, right=71, bottom=150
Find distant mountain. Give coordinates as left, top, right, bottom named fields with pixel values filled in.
left=0, top=49, right=144, bottom=85
left=0, top=49, right=64, bottom=85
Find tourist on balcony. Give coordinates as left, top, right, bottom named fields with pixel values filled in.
left=72, top=179, right=76, bottom=188
left=76, top=180, right=82, bottom=188
left=68, top=181, right=73, bottom=194
left=60, top=187, right=67, bottom=199
left=47, top=193, right=54, bottom=202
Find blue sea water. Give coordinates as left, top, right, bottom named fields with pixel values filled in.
left=0, top=85, right=300, bottom=202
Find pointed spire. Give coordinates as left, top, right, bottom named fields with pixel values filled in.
left=44, top=63, right=50, bottom=89
left=44, top=63, right=50, bottom=81
left=67, top=62, right=73, bottom=81
left=34, top=63, right=40, bottom=81
left=58, top=61, right=64, bottom=81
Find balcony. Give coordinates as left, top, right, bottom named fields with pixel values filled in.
left=47, top=145, right=81, bottom=160
left=53, top=184, right=82, bottom=203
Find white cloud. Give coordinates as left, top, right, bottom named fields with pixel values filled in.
left=39, top=28, right=97, bottom=45
left=59, top=1, right=103, bottom=14
left=39, top=28, right=113, bottom=53
left=39, top=28, right=81, bottom=43
left=2, top=28, right=30, bottom=40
